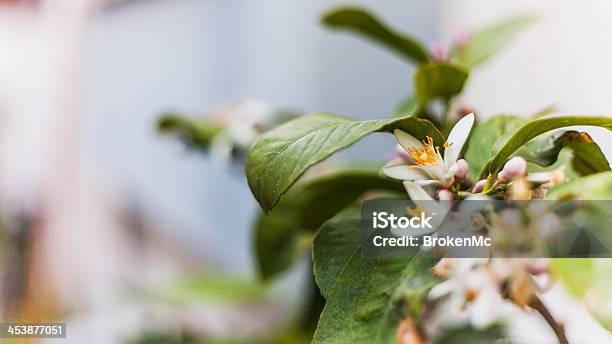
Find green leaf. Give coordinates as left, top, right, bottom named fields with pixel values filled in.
left=515, top=131, right=610, bottom=175
left=255, top=168, right=403, bottom=280
left=157, top=114, right=223, bottom=151
left=176, top=274, right=264, bottom=302
left=312, top=208, right=438, bottom=343
left=546, top=171, right=612, bottom=200
left=321, top=6, right=429, bottom=64
left=414, top=63, right=469, bottom=107
left=588, top=260, right=612, bottom=331
left=455, top=15, right=536, bottom=67
left=434, top=324, right=507, bottom=344
left=392, top=94, right=419, bottom=118
left=550, top=258, right=594, bottom=298
left=483, top=116, right=612, bottom=178
left=464, top=115, right=526, bottom=181
left=246, top=113, right=444, bottom=212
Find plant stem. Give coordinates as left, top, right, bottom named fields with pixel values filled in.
left=482, top=174, right=496, bottom=192
left=530, top=295, right=569, bottom=344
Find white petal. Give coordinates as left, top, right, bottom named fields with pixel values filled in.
left=394, top=129, right=424, bottom=151
left=414, top=179, right=441, bottom=186
left=381, top=165, right=429, bottom=181
left=402, top=181, right=434, bottom=200
left=383, top=158, right=406, bottom=168
left=527, top=172, right=552, bottom=183
left=444, top=113, right=475, bottom=169
left=418, top=162, right=446, bottom=181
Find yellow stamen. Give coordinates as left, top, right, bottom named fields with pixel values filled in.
left=406, top=136, right=441, bottom=165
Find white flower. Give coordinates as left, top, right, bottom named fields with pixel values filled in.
left=381, top=113, right=475, bottom=189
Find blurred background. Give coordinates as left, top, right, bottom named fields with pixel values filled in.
left=0, top=0, right=610, bottom=343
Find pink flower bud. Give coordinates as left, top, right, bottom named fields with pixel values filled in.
left=497, top=157, right=527, bottom=182
left=437, top=189, right=453, bottom=201
left=472, top=179, right=487, bottom=193
left=454, top=29, right=470, bottom=48
left=431, top=42, right=448, bottom=62
left=454, top=159, right=469, bottom=180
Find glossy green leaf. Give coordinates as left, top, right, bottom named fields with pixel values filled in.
left=255, top=168, right=403, bottom=280
left=246, top=113, right=444, bottom=211
left=321, top=7, right=429, bottom=64
left=312, top=208, right=438, bottom=343
left=515, top=130, right=610, bottom=175
left=157, top=113, right=223, bottom=152
left=463, top=115, right=525, bottom=181
left=455, top=15, right=536, bottom=67
left=546, top=171, right=612, bottom=200
left=414, top=63, right=469, bottom=107
left=483, top=116, right=612, bottom=178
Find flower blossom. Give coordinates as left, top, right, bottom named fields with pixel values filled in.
left=381, top=113, right=475, bottom=199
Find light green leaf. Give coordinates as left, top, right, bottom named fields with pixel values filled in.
left=550, top=258, right=594, bottom=298
left=464, top=115, right=526, bottom=181
left=483, top=116, right=612, bottom=178
left=157, top=113, right=223, bottom=152
left=515, top=131, right=610, bottom=175
left=414, top=63, right=469, bottom=107
left=176, top=274, right=264, bottom=302
left=546, top=171, right=612, bottom=200
left=392, top=94, right=419, bottom=118
left=588, top=260, right=612, bottom=331
left=321, top=7, right=429, bottom=64
left=455, top=15, right=536, bottom=67
left=312, top=208, right=438, bottom=343
left=246, top=113, right=444, bottom=211
left=255, top=168, right=403, bottom=280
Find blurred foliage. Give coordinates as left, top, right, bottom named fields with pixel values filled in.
left=158, top=114, right=223, bottom=152
left=454, top=15, right=536, bottom=67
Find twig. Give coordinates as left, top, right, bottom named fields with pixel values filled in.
left=530, top=295, right=569, bottom=344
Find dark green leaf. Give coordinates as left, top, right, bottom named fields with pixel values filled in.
left=434, top=323, right=507, bottom=344
left=321, top=7, right=429, bottom=64
left=484, top=116, right=612, bottom=178
left=157, top=114, right=223, bottom=152
left=515, top=131, right=610, bottom=175
left=414, top=63, right=469, bottom=107
left=455, top=15, right=536, bottom=67
left=464, top=115, right=526, bottom=181
left=312, top=208, right=438, bottom=343
left=246, top=113, right=444, bottom=211
left=255, top=168, right=403, bottom=280
left=546, top=171, right=612, bottom=200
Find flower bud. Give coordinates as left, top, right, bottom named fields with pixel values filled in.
left=454, top=29, right=470, bottom=49
left=430, top=42, right=448, bottom=62
left=454, top=159, right=469, bottom=180
left=437, top=189, right=453, bottom=201
left=472, top=179, right=487, bottom=193
left=497, top=157, right=527, bottom=182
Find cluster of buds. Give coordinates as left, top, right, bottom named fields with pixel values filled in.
left=471, top=156, right=567, bottom=199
